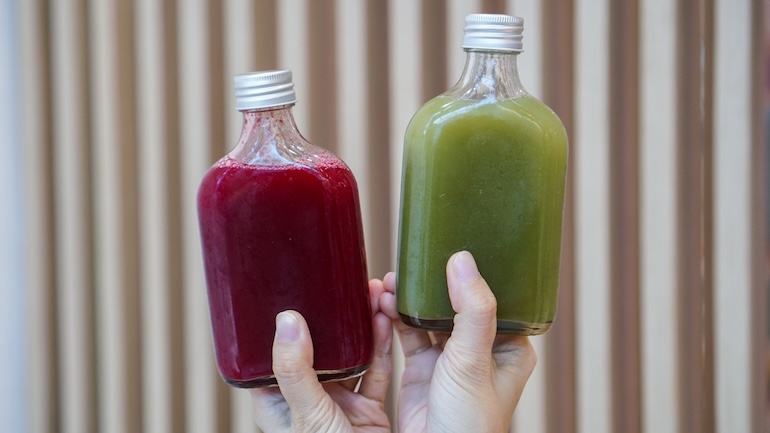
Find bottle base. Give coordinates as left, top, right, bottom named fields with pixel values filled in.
left=399, top=313, right=552, bottom=336
left=223, top=362, right=371, bottom=389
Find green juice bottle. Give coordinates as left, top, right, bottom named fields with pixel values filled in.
left=396, top=14, right=568, bottom=335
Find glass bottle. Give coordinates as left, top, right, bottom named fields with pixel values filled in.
left=197, top=70, right=373, bottom=387
left=396, top=14, right=568, bottom=335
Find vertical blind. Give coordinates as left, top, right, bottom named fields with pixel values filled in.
left=15, top=0, right=767, bottom=432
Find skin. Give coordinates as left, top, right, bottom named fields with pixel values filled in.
left=251, top=251, right=537, bottom=433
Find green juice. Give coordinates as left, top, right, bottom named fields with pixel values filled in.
left=396, top=95, right=568, bottom=334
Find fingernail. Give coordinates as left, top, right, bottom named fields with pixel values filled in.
left=453, top=251, right=480, bottom=282
left=276, top=312, right=300, bottom=343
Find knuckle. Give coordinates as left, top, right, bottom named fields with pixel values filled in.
left=473, top=290, right=498, bottom=316
left=466, top=288, right=497, bottom=326
left=273, top=356, right=306, bottom=383
left=366, top=362, right=391, bottom=385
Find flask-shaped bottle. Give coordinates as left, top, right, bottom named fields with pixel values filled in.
left=397, top=15, right=568, bottom=335
left=198, top=70, right=373, bottom=387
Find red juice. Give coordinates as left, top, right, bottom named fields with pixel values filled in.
left=197, top=155, right=373, bottom=387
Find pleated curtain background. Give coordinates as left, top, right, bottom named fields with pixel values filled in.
left=0, top=0, right=767, bottom=432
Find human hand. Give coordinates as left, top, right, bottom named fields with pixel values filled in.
left=250, top=279, right=393, bottom=433
left=379, top=251, right=537, bottom=433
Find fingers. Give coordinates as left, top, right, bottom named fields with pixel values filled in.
left=369, top=278, right=385, bottom=316
left=379, top=272, right=434, bottom=359
left=270, top=311, right=336, bottom=428
left=490, top=334, right=538, bottom=411
left=357, top=311, right=393, bottom=402
left=379, top=272, right=397, bottom=319
left=445, top=251, right=498, bottom=357
left=492, top=334, right=537, bottom=369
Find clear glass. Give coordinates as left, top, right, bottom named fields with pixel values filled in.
left=397, top=49, right=569, bottom=335
left=197, top=105, right=373, bottom=387
left=444, top=50, right=528, bottom=101
left=229, top=105, right=317, bottom=165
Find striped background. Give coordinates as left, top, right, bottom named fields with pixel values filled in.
left=5, top=0, right=767, bottom=432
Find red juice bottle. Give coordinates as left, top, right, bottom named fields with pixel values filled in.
left=197, top=70, right=373, bottom=388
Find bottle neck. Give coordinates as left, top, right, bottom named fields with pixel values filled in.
left=444, top=50, right=527, bottom=101
left=229, top=104, right=316, bottom=165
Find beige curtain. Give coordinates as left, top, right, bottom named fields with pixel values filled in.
left=15, top=0, right=767, bottom=432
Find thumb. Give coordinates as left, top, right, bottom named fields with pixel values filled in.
left=445, top=251, right=498, bottom=357
left=271, top=311, right=336, bottom=429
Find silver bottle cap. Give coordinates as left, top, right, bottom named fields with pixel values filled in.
left=233, top=70, right=297, bottom=111
left=461, top=14, right=524, bottom=53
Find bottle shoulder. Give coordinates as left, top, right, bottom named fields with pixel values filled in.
left=198, top=153, right=357, bottom=201
left=406, top=94, right=568, bottom=145
left=225, top=108, right=352, bottom=170
left=228, top=127, right=352, bottom=171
